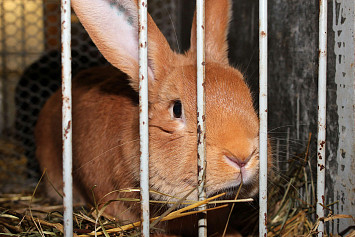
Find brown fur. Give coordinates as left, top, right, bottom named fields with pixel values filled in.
left=35, top=0, right=272, bottom=235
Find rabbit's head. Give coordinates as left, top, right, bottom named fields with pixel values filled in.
left=72, top=0, right=269, bottom=201
left=147, top=63, right=260, bottom=201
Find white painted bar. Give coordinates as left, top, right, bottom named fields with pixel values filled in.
left=138, top=0, right=150, bottom=236
left=61, top=0, right=73, bottom=236
left=317, top=0, right=327, bottom=236
left=196, top=0, right=207, bottom=236
left=259, top=0, right=268, bottom=236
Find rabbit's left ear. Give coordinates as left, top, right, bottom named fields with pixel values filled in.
left=189, top=0, right=232, bottom=65
left=71, top=0, right=174, bottom=91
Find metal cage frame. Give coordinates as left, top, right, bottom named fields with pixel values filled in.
left=58, top=0, right=328, bottom=236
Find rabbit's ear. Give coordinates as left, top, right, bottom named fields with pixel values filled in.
left=71, top=0, right=174, bottom=91
left=189, top=0, right=232, bottom=65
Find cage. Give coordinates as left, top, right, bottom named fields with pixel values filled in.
left=0, top=0, right=353, bottom=236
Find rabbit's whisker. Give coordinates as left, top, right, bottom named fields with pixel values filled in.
left=154, top=135, right=185, bottom=150
left=164, top=5, right=181, bottom=53
left=268, top=124, right=310, bottom=132
left=243, top=47, right=257, bottom=77
left=74, top=138, right=140, bottom=172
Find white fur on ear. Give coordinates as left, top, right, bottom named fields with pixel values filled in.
left=72, top=0, right=154, bottom=83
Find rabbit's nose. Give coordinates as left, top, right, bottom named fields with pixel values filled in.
left=237, top=161, right=247, bottom=168
left=225, top=155, right=251, bottom=169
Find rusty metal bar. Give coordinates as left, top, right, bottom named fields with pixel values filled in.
left=317, top=0, right=327, bottom=236
left=138, top=0, right=150, bottom=236
left=61, top=0, right=73, bottom=236
left=196, top=0, right=207, bottom=236
left=259, top=0, right=268, bottom=235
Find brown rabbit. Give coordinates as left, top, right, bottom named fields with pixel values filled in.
left=35, top=0, right=271, bottom=235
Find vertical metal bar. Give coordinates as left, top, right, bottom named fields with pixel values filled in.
left=317, top=0, right=327, bottom=236
left=259, top=0, right=268, bottom=236
left=61, top=0, right=73, bottom=236
left=138, top=0, right=150, bottom=236
left=196, top=0, right=206, bottom=236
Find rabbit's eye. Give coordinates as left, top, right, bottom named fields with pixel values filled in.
left=173, top=100, right=182, bottom=118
